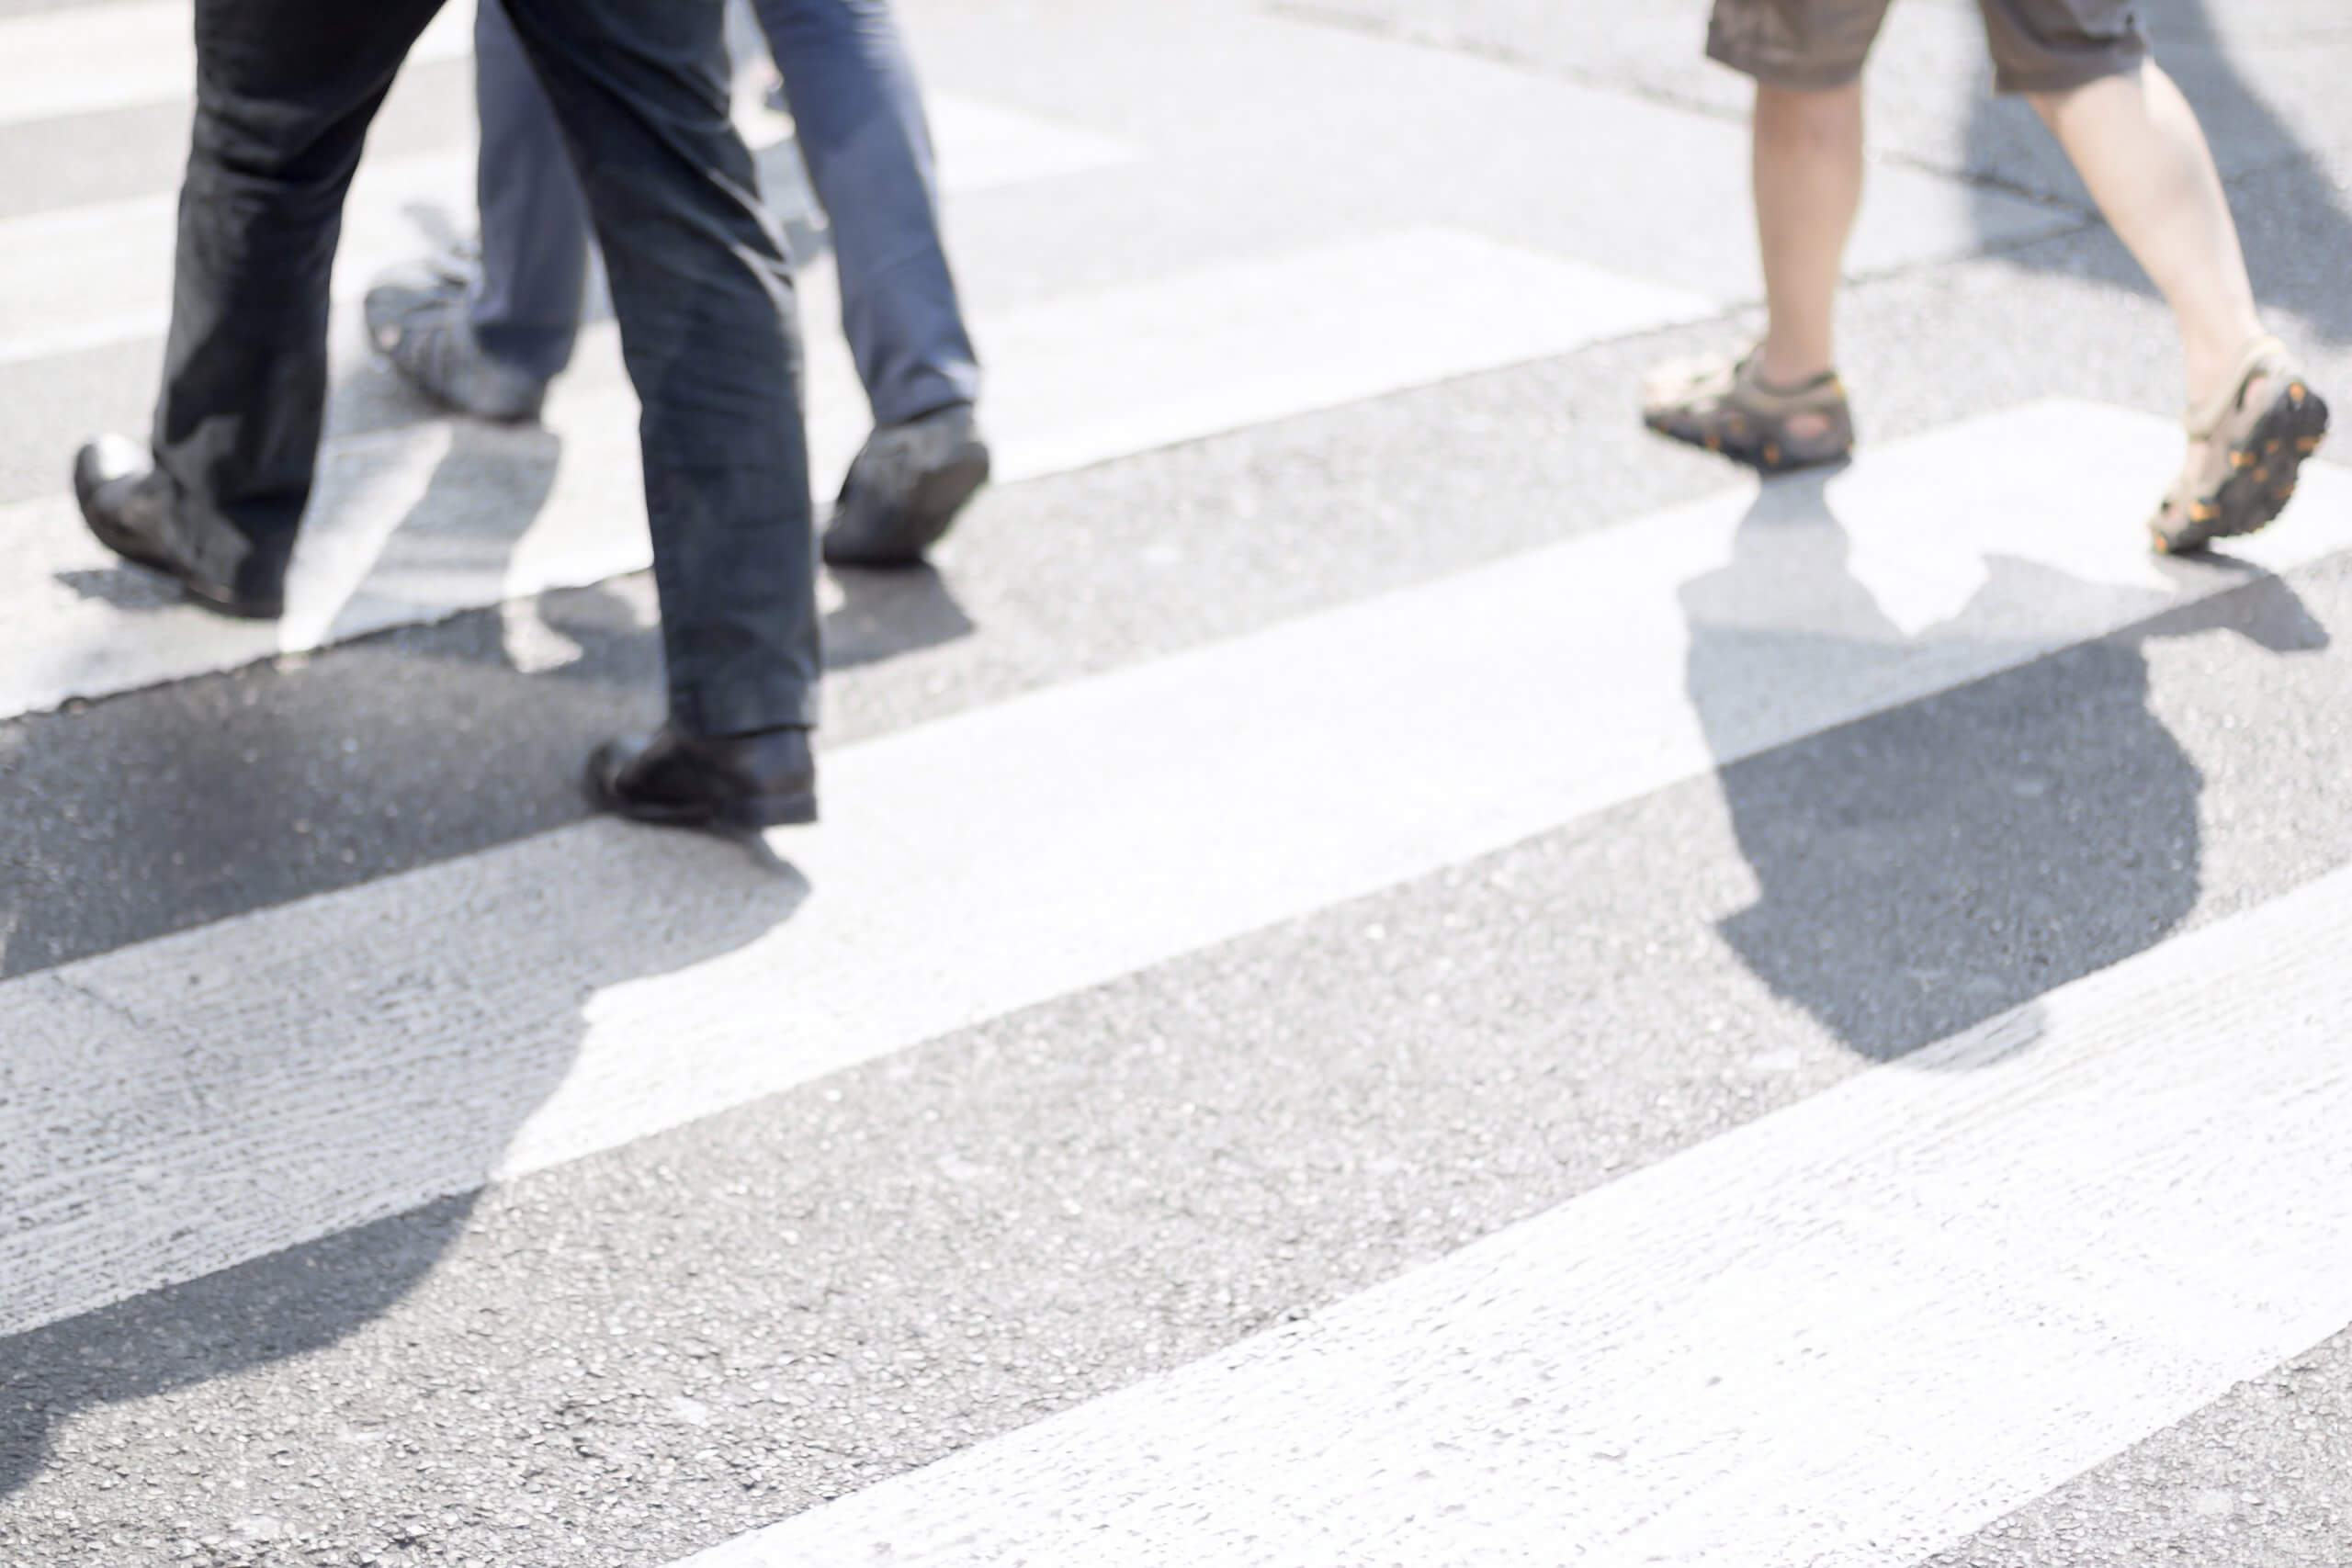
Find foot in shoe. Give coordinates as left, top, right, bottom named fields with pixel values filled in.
left=71, top=434, right=285, bottom=619
left=585, top=724, right=820, bottom=832
left=363, top=274, right=550, bottom=423
left=821, top=402, right=991, bottom=569
left=2152, top=336, right=2332, bottom=556
left=1642, top=350, right=1854, bottom=474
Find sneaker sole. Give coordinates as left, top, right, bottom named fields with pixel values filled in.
left=2154, top=379, right=2332, bottom=556
left=81, top=504, right=282, bottom=620
left=821, top=443, right=992, bottom=569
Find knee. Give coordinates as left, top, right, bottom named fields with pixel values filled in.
left=1755, top=82, right=1863, bottom=152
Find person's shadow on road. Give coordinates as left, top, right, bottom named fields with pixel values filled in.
left=0, top=827, right=808, bottom=1502
left=1683, top=468, right=2327, bottom=1064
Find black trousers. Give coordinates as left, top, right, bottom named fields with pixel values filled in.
left=155, top=0, right=820, bottom=734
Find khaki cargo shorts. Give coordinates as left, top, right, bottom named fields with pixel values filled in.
left=1707, top=0, right=2147, bottom=95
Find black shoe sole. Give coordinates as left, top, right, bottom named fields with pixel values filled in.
left=81, top=503, right=283, bottom=620
left=582, top=757, right=820, bottom=832
left=821, top=444, right=992, bottom=569
left=2154, top=380, right=2332, bottom=556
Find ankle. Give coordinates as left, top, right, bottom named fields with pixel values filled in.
left=2181, top=326, right=2278, bottom=424
left=1753, top=343, right=1837, bottom=391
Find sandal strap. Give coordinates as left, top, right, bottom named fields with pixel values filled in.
left=1731, top=353, right=1845, bottom=414
left=1740, top=357, right=1842, bottom=399
left=2185, top=334, right=2290, bottom=440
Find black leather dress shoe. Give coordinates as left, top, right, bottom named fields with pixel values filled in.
left=585, top=725, right=819, bottom=831
left=821, top=403, right=991, bottom=569
left=73, top=435, right=286, bottom=619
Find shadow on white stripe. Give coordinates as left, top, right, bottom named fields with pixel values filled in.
left=0, top=0, right=476, bottom=131
left=0, top=227, right=1707, bottom=721
left=679, top=859, right=2352, bottom=1568
left=3, top=398, right=2346, bottom=1342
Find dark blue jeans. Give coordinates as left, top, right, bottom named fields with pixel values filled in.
left=472, top=0, right=980, bottom=428
left=153, top=0, right=821, bottom=734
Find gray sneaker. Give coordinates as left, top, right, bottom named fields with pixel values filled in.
left=363, top=275, right=550, bottom=424
left=821, top=403, right=992, bottom=569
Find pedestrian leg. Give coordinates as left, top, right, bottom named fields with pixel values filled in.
left=361, top=0, right=591, bottom=421
left=753, top=0, right=989, bottom=567
left=2025, top=63, right=2262, bottom=411
left=1639, top=77, right=1863, bottom=473
left=501, top=0, right=822, bottom=747
left=138, top=0, right=450, bottom=602
left=2018, top=52, right=2329, bottom=551
left=1751, top=83, right=1865, bottom=391
left=468, top=0, right=595, bottom=383
left=754, top=0, right=978, bottom=426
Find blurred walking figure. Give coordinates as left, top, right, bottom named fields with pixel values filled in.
left=366, top=0, right=989, bottom=569
left=74, top=0, right=829, bottom=831
left=1644, top=1, right=2331, bottom=555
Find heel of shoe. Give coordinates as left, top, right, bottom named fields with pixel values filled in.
left=896, top=445, right=991, bottom=551
left=2288, top=382, right=2331, bottom=446
left=714, top=791, right=820, bottom=831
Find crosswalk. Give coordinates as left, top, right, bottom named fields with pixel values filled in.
left=697, top=867, right=2352, bottom=1565
left=0, top=0, right=475, bottom=130
left=0, top=227, right=1708, bottom=716
left=5, top=1, right=2351, bottom=1565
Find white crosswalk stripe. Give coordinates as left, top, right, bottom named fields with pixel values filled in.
left=3, top=2, right=2349, bottom=1565
left=0, top=0, right=476, bottom=131
left=0, top=91, right=1129, bottom=370
left=7, top=398, right=2349, bottom=1339
left=0, top=149, right=471, bottom=367
left=0, top=228, right=1705, bottom=718
left=684, top=862, right=2352, bottom=1566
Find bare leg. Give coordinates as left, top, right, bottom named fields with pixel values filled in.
left=1639, top=77, right=1866, bottom=470
left=1753, top=81, right=1866, bottom=389
left=2028, top=62, right=2264, bottom=409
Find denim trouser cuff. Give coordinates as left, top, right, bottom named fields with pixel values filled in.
left=671, top=676, right=821, bottom=738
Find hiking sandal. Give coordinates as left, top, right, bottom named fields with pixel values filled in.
left=1643, top=352, right=1854, bottom=474
left=2152, top=335, right=2330, bottom=556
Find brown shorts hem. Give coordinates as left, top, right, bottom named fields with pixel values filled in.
left=1704, top=33, right=1867, bottom=94
left=1991, top=41, right=2146, bottom=96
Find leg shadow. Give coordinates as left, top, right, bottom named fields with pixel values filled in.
left=317, top=419, right=566, bottom=645
left=492, top=559, right=976, bottom=686
left=0, top=831, right=809, bottom=1500
left=1683, top=469, right=2326, bottom=1063
left=822, top=563, right=975, bottom=671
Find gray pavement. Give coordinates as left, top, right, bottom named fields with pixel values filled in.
left=1923, top=1325, right=2352, bottom=1565
left=5, top=2, right=2352, bottom=1564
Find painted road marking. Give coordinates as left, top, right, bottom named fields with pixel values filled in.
left=5, top=399, right=2346, bottom=1337
left=0, top=228, right=1707, bottom=719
